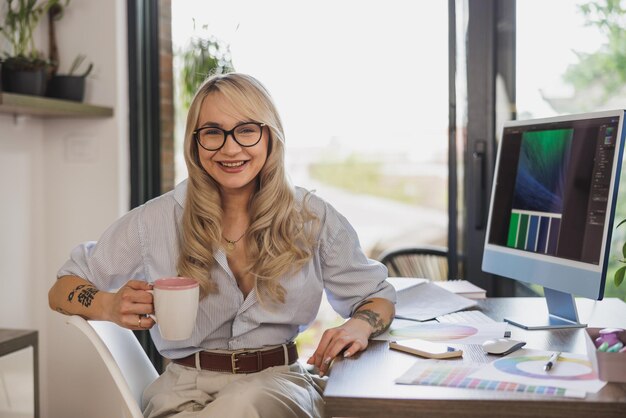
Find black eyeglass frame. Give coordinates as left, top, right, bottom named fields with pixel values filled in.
left=193, top=122, right=266, bottom=151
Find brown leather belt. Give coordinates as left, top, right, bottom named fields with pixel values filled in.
left=173, top=342, right=298, bottom=374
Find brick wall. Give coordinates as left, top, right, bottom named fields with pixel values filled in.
left=159, top=0, right=174, bottom=192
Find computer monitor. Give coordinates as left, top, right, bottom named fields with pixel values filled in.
left=483, top=109, right=626, bottom=329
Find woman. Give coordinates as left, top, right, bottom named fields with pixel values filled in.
left=48, top=73, right=396, bottom=417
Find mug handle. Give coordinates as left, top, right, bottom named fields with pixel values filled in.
left=146, top=289, right=157, bottom=323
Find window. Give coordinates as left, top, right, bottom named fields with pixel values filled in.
left=516, top=0, right=626, bottom=300
left=171, top=0, right=450, bottom=258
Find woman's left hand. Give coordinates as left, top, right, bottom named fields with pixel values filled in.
left=306, top=318, right=373, bottom=376
left=307, top=297, right=394, bottom=376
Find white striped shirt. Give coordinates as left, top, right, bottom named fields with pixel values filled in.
left=58, top=180, right=396, bottom=359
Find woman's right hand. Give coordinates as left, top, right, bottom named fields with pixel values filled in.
left=104, top=280, right=156, bottom=330
left=50, top=276, right=154, bottom=330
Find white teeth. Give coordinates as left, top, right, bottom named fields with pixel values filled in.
left=221, top=161, right=245, bottom=167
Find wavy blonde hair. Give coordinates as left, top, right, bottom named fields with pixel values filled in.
left=177, top=73, right=317, bottom=302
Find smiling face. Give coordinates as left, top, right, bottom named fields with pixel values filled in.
left=195, top=92, right=269, bottom=195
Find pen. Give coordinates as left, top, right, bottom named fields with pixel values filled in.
left=544, top=352, right=561, bottom=371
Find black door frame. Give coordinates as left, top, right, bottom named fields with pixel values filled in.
left=463, top=0, right=517, bottom=296
left=448, top=0, right=459, bottom=280
left=128, top=0, right=163, bottom=371
left=129, top=0, right=162, bottom=208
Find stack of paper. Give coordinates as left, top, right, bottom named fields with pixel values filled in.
left=433, top=280, right=487, bottom=299
left=389, top=278, right=478, bottom=321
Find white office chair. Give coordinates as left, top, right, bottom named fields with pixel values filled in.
left=66, top=316, right=159, bottom=418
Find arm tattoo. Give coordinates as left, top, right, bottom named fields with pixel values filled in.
left=68, top=284, right=99, bottom=308
left=68, top=285, right=86, bottom=302
left=352, top=309, right=391, bottom=338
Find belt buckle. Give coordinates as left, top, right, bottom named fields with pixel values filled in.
left=231, top=350, right=250, bottom=374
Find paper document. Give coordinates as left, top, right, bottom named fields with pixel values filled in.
left=433, top=280, right=487, bottom=299
left=386, top=277, right=428, bottom=292
left=469, top=348, right=606, bottom=394
left=396, top=360, right=586, bottom=398
left=395, top=281, right=478, bottom=321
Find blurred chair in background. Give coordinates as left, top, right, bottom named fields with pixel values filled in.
left=379, top=246, right=448, bottom=280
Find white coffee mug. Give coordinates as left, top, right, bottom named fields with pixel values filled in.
left=149, top=277, right=199, bottom=341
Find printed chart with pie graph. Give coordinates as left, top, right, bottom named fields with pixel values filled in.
left=493, top=353, right=596, bottom=381
left=470, top=349, right=606, bottom=394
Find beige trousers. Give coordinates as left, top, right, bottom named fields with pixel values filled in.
left=142, top=361, right=327, bottom=418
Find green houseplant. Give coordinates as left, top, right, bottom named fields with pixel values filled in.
left=46, top=53, right=93, bottom=101
left=0, top=0, right=67, bottom=95
left=45, top=0, right=94, bottom=101
left=614, top=219, right=626, bottom=287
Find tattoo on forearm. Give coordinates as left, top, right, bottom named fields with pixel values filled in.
left=68, top=285, right=99, bottom=308
left=352, top=309, right=390, bottom=338
left=68, top=285, right=85, bottom=302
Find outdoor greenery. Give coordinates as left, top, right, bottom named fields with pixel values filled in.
left=564, top=1, right=626, bottom=298
left=564, top=0, right=626, bottom=103
left=176, top=22, right=234, bottom=111
left=309, top=155, right=446, bottom=211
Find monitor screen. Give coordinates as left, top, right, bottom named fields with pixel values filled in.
left=483, top=110, right=625, bottom=326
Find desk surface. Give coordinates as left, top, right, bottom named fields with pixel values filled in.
left=0, top=328, right=39, bottom=418
left=324, top=298, right=626, bottom=418
left=0, top=328, right=37, bottom=356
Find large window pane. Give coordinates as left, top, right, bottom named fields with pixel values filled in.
left=517, top=0, right=617, bottom=119
left=516, top=0, right=626, bottom=300
left=172, top=0, right=449, bottom=258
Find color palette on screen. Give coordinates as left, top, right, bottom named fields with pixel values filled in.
left=407, top=363, right=568, bottom=396
left=507, top=210, right=561, bottom=255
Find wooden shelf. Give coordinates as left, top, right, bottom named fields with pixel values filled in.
left=0, top=92, right=113, bottom=118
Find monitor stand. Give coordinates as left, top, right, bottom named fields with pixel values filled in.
left=504, top=287, right=587, bottom=330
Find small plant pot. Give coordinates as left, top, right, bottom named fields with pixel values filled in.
left=46, top=75, right=86, bottom=102
left=1, top=67, right=47, bottom=96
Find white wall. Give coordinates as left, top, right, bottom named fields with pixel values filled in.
left=0, top=0, right=129, bottom=416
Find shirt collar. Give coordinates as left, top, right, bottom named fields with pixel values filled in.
left=174, top=179, right=187, bottom=207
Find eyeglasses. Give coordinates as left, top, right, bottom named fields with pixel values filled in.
left=193, top=122, right=266, bottom=151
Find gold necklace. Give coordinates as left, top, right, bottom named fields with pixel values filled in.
left=223, top=230, right=247, bottom=251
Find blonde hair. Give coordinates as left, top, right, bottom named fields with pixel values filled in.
left=177, top=73, right=317, bottom=302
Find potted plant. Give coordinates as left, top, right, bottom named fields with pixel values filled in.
left=0, top=0, right=66, bottom=96
left=46, top=53, right=92, bottom=101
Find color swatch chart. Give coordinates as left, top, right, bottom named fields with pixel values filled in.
left=470, top=349, right=605, bottom=394
left=507, top=210, right=561, bottom=256
left=396, top=361, right=584, bottom=398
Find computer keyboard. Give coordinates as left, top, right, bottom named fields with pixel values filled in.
left=436, top=310, right=496, bottom=324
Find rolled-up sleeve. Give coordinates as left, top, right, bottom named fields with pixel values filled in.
left=57, top=205, right=146, bottom=291
left=319, top=202, right=396, bottom=318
